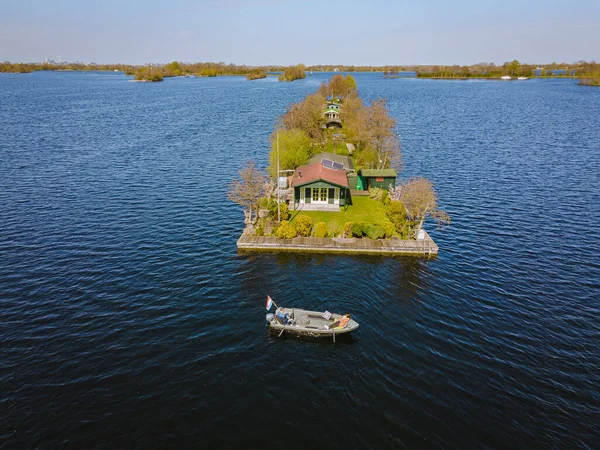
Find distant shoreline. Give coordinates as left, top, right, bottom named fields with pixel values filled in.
left=417, top=76, right=577, bottom=80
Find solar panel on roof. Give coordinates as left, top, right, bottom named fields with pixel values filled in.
left=321, top=158, right=334, bottom=168
left=332, top=162, right=344, bottom=171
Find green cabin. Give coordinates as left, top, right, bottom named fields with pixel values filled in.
left=291, top=162, right=351, bottom=211
left=358, top=168, right=397, bottom=191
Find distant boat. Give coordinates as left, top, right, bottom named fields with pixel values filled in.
left=114, top=69, right=119, bottom=72
left=517, top=77, right=529, bottom=80
left=500, top=76, right=511, bottom=80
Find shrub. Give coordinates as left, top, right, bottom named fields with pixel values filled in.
left=351, top=222, right=366, bottom=238
left=344, top=222, right=354, bottom=237
left=386, top=200, right=407, bottom=218
left=396, top=223, right=410, bottom=239
left=333, top=225, right=343, bottom=238
left=280, top=202, right=290, bottom=221
left=268, top=200, right=290, bottom=221
left=386, top=200, right=408, bottom=233
left=381, top=190, right=389, bottom=205
left=369, top=187, right=383, bottom=201
left=295, top=214, right=313, bottom=237
left=267, top=199, right=278, bottom=218
left=383, top=222, right=395, bottom=238
left=366, top=225, right=386, bottom=240
left=314, top=222, right=328, bottom=238
left=276, top=221, right=296, bottom=239
left=256, top=224, right=264, bottom=236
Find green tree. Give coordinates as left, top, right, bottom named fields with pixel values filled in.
left=268, top=128, right=312, bottom=178
left=167, top=61, right=182, bottom=76
left=319, top=74, right=357, bottom=99
left=504, top=60, right=522, bottom=76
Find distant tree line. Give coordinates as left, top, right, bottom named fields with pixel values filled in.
left=0, top=61, right=137, bottom=74
left=3, top=60, right=598, bottom=84
left=0, top=60, right=286, bottom=80
left=415, top=60, right=596, bottom=79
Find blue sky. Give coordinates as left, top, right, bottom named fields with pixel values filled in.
left=1, top=0, right=598, bottom=65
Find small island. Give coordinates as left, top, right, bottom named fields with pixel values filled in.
left=577, top=63, right=600, bottom=86
left=229, top=75, right=449, bottom=256
left=278, top=64, right=306, bottom=82
left=246, top=70, right=267, bottom=81
left=134, top=66, right=164, bottom=82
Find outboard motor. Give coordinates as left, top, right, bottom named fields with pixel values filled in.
left=266, top=313, right=274, bottom=324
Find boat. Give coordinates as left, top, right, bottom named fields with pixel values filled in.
left=517, top=77, right=529, bottom=80
left=266, top=306, right=359, bottom=342
left=500, top=76, right=512, bottom=80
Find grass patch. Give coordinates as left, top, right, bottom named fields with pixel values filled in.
left=289, top=196, right=393, bottom=237
left=319, top=137, right=351, bottom=156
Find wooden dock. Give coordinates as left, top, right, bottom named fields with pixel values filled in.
left=237, top=231, right=438, bottom=256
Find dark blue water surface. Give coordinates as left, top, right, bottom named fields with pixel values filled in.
left=1, top=72, right=599, bottom=449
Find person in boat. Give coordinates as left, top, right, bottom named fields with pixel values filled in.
left=276, top=307, right=293, bottom=325
left=327, top=314, right=351, bottom=330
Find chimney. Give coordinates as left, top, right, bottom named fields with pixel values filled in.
left=298, top=170, right=302, bottom=178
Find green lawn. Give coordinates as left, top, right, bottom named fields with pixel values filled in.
left=319, top=138, right=351, bottom=156
left=289, top=196, right=392, bottom=236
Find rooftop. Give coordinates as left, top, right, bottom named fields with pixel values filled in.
left=291, top=162, right=349, bottom=188
left=359, top=168, right=398, bottom=177
left=309, top=152, right=354, bottom=170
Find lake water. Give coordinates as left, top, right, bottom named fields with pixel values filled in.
left=1, top=72, right=599, bottom=449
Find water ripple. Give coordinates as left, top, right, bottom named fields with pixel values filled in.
left=0, top=72, right=599, bottom=449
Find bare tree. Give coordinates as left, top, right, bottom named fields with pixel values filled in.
left=327, top=74, right=357, bottom=98
left=400, top=178, right=450, bottom=230
left=388, top=185, right=403, bottom=201
left=227, top=160, right=265, bottom=223
left=349, top=99, right=401, bottom=170
left=366, top=99, right=399, bottom=169
left=263, top=180, right=275, bottom=201
left=282, top=92, right=326, bottom=141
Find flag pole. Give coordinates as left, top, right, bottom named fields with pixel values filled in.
left=268, top=296, right=279, bottom=310
left=277, top=131, right=280, bottom=223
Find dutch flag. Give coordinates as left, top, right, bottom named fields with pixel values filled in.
left=266, top=296, right=274, bottom=311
